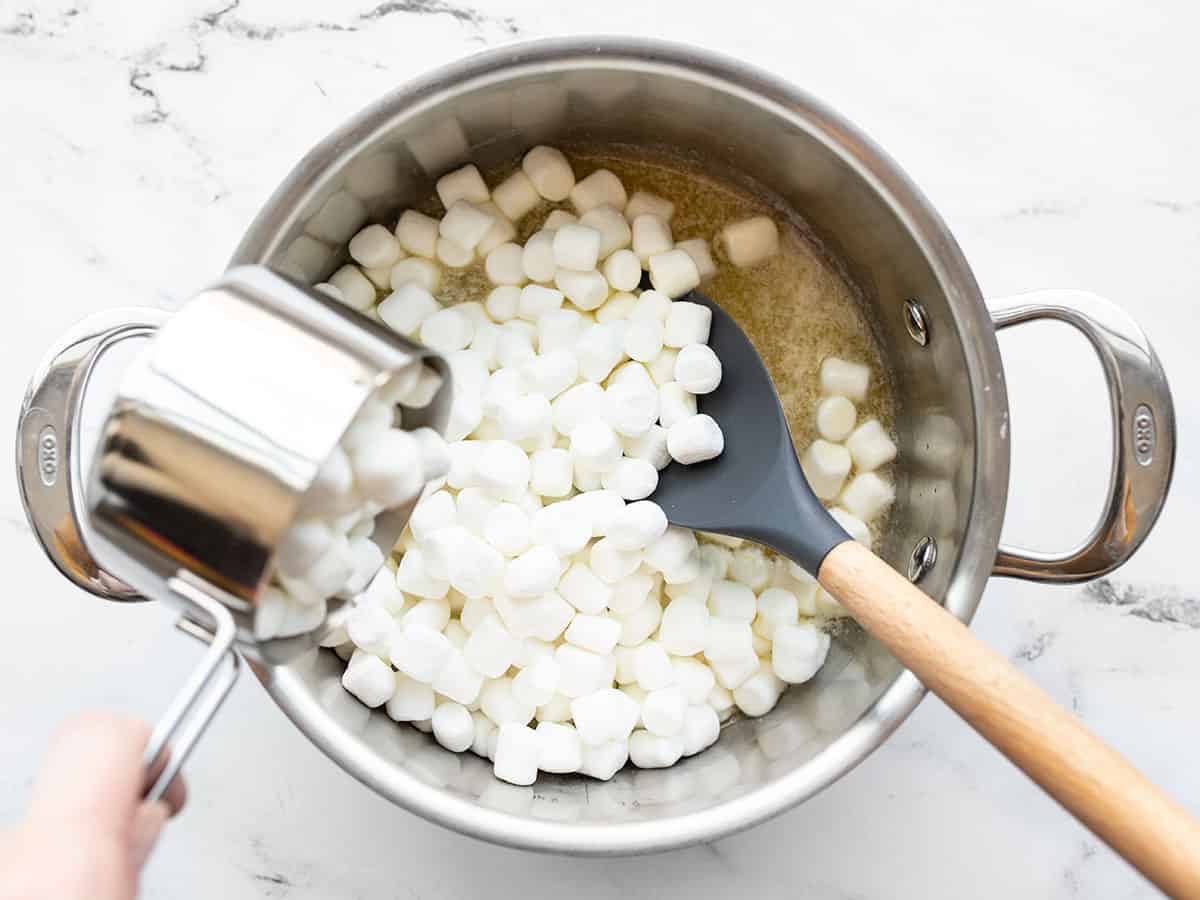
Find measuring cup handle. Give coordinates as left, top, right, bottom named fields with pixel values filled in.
left=16, top=307, right=170, bottom=601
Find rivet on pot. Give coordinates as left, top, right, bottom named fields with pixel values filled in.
left=903, top=299, right=929, bottom=346
left=908, top=536, right=937, bottom=582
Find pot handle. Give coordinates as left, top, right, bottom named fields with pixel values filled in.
left=990, top=290, right=1175, bottom=581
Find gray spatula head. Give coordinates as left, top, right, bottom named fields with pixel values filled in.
left=652, top=290, right=849, bottom=575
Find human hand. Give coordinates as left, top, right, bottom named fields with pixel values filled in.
left=0, top=713, right=186, bottom=900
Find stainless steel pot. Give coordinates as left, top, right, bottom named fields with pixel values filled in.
left=229, top=37, right=1173, bottom=853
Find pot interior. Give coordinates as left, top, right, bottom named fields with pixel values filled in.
left=237, top=42, right=1000, bottom=851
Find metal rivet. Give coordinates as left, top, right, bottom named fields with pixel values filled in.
left=908, top=536, right=937, bottom=582
left=904, top=299, right=929, bottom=346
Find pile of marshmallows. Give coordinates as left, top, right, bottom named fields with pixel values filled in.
left=301, top=146, right=894, bottom=785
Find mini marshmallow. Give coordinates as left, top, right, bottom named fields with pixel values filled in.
left=659, top=597, right=710, bottom=657
left=681, top=704, right=721, bottom=757
left=276, top=518, right=335, bottom=579
left=436, top=236, right=473, bottom=268
left=657, top=382, right=698, bottom=429
left=537, top=308, right=586, bottom=354
left=622, top=424, right=671, bottom=471
left=571, top=488, right=626, bottom=537
left=571, top=688, right=640, bottom=745
left=486, top=285, right=521, bottom=321
left=535, top=693, right=573, bottom=724
left=588, top=537, right=643, bottom=583
left=446, top=442, right=484, bottom=491
left=460, top=595, right=496, bottom=632
left=469, top=322, right=501, bottom=369
left=419, top=307, right=474, bottom=353
left=819, top=357, right=871, bottom=402
left=642, top=686, right=687, bottom=736
left=672, top=657, right=716, bottom=704
left=648, top=249, right=701, bottom=299
left=439, top=200, right=494, bottom=250
left=577, top=206, right=631, bottom=261
left=531, top=502, right=591, bottom=556
left=512, top=655, right=561, bottom=707
left=674, top=344, right=722, bottom=394
left=555, top=269, right=609, bottom=311
left=830, top=507, right=871, bottom=545
left=753, top=588, right=799, bottom=640
left=504, top=545, right=562, bottom=598
left=609, top=574, right=655, bottom=619
left=839, top=472, right=896, bottom=521
left=483, top=502, right=532, bottom=557
left=494, top=723, right=540, bottom=785
left=600, top=458, right=658, bottom=501
left=623, top=315, right=665, bottom=364
left=801, top=440, right=852, bottom=500
left=565, top=613, right=622, bottom=655
left=496, top=326, right=536, bottom=369
left=674, top=238, right=717, bottom=279
left=553, top=223, right=602, bottom=271
left=464, top=614, right=518, bottom=678
left=346, top=602, right=398, bottom=656
left=720, top=215, right=779, bottom=267
left=329, top=265, right=375, bottom=311
left=497, top=591, right=573, bottom=642
left=643, top=526, right=698, bottom=577
left=342, top=537, right=384, bottom=595
left=603, top=383, right=659, bottom=438
left=475, top=440, right=531, bottom=498
left=536, top=721, right=583, bottom=773
left=663, top=301, right=712, bottom=347
left=521, top=231, right=557, bottom=283
left=475, top=201, right=518, bottom=256
left=433, top=649, right=485, bottom=705
left=436, top=164, right=489, bottom=208
left=303, top=445, right=355, bottom=515
left=350, top=429, right=424, bottom=508
left=543, top=210, right=579, bottom=230
left=389, top=624, right=451, bottom=683
left=816, top=395, right=857, bottom=442
left=729, top=546, right=770, bottom=590
left=342, top=654, right=397, bottom=709
left=575, top=322, right=626, bottom=381
left=772, top=622, right=831, bottom=684
left=668, top=414, right=724, bottom=465
left=395, top=547, right=449, bottom=600
left=708, top=580, right=756, bottom=623
left=570, top=169, right=627, bottom=214
left=395, top=210, right=439, bottom=258
left=491, top=170, right=541, bottom=221
left=471, top=711, right=495, bottom=757
left=389, top=257, right=441, bottom=293
left=580, top=740, right=629, bottom=780
left=732, top=662, right=786, bottom=716
left=570, top=420, right=623, bottom=472
left=312, top=282, right=343, bottom=302
left=530, top=447, right=573, bottom=498
left=607, top=500, right=668, bottom=551
left=846, top=419, right=897, bottom=472
left=349, top=224, right=402, bottom=270
left=624, top=191, right=675, bottom=222
left=522, top=146, right=575, bottom=201
left=498, top=394, right=552, bottom=442
left=485, top=242, right=527, bottom=286
left=603, top=248, right=642, bottom=292
left=631, top=214, right=672, bottom=264
left=387, top=674, right=435, bottom=722
left=633, top=641, right=674, bottom=691
left=432, top=701, right=475, bottom=752
left=704, top=620, right=755, bottom=663
left=595, top=292, right=637, bottom=324
left=555, top=644, right=615, bottom=698
left=711, top=652, right=760, bottom=691
left=521, top=350, right=578, bottom=399
left=647, top=348, right=679, bottom=387
left=628, top=730, right=684, bottom=769
left=559, top=562, right=614, bottom=615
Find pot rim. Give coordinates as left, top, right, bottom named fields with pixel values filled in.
left=236, top=35, right=1010, bottom=855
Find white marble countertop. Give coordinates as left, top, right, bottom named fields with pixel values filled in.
left=2, top=0, right=1198, bottom=896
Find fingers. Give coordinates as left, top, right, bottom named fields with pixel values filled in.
left=128, top=801, right=170, bottom=871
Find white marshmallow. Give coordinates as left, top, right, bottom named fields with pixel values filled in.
left=732, top=662, right=786, bottom=716
left=531, top=502, right=591, bottom=556
left=580, top=740, right=629, bottom=780
left=446, top=441, right=483, bottom=490
left=579, top=205, right=632, bottom=259
left=553, top=223, right=601, bottom=271
left=647, top=348, right=679, bottom=386
left=648, top=249, right=701, bottom=299
left=345, top=602, right=397, bottom=657
left=436, top=164, right=489, bottom=208
left=389, top=257, right=441, bottom=294
left=497, top=591, right=573, bottom=642
left=571, top=688, right=640, bottom=746
left=801, top=440, right=852, bottom=500
left=439, top=200, right=494, bottom=250
left=642, top=686, right=687, bottom=736
left=536, top=721, right=583, bottom=773
left=483, top=502, right=532, bottom=557
left=628, top=730, right=683, bottom=768
left=609, top=573, right=655, bottom=618
left=595, top=291, right=637, bottom=323
left=730, top=546, right=770, bottom=590
left=518, top=284, right=564, bottom=321
left=475, top=202, right=518, bottom=256
left=312, top=282, right=343, bottom=302
left=485, top=285, right=521, bottom=321
left=819, top=357, right=871, bottom=402
left=433, top=649, right=484, bottom=704
left=504, top=545, right=562, bottom=597
left=708, top=580, right=756, bottom=623
left=570, top=169, right=627, bottom=214
left=494, top=723, right=539, bottom=785
left=555, top=644, right=615, bottom=698
left=475, top=439, right=530, bottom=498
left=772, top=622, right=831, bottom=684
left=667, top=414, right=725, bottom=465
left=659, top=597, right=709, bottom=657
left=389, top=624, right=451, bottom=683
left=342, top=537, right=384, bottom=595
left=498, top=393, right=552, bottom=442
left=672, top=657, right=716, bottom=704
left=554, top=268, right=609, bottom=311
left=329, top=265, right=375, bottom=311
left=720, top=216, right=779, bottom=267
left=537, top=308, right=587, bottom=354
left=624, top=191, right=674, bottom=223
left=602, top=248, right=642, bottom=292
left=633, top=640, right=674, bottom=690
left=558, top=562, right=614, bottom=615
left=543, top=210, right=579, bottom=230
left=276, top=518, right=335, bottom=579
left=643, top=526, right=699, bottom=579
left=753, top=587, right=799, bottom=640
left=471, top=711, right=496, bottom=757
left=496, top=326, right=536, bottom=370
left=521, top=231, right=557, bottom=283
left=674, top=238, right=717, bottom=280
left=607, top=500, right=668, bottom=551
left=512, top=655, right=561, bottom=707
left=521, top=350, right=578, bottom=399
left=663, top=301, right=712, bottom=347
left=704, top=620, right=755, bottom=663
left=830, top=506, right=871, bottom=546
left=571, top=488, right=626, bottom=537
left=522, top=146, right=575, bottom=202
left=432, top=701, right=475, bottom=752
left=491, top=170, right=541, bottom=221
left=623, top=317, right=664, bottom=363
left=485, top=242, right=527, bottom=286
left=435, top=236, right=473, bottom=268
left=681, top=704, right=721, bottom=756
left=657, top=382, right=698, bottom=429
left=387, top=673, right=435, bottom=722
left=412, top=427, right=451, bottom=482
left=302, top=445, right=355, bottom=516
left=674, top=344, right=722, bottom=394
left=570, top=420, right=623, bottom=472
left=395, top=210, right=440, bottom=258
left=711, top=652, right=760, bottom=691
left=349, top=224, right=402, bottom=270
left=350, top=429, right=424, bottom=508
left=529, top=447, right=573, bottom=498
left=464, top=614, right=518, bottom=678
left=631, top=214, right=673, bottom=264
left=588, top=537, right=643, bottom=583
left=622, top=424, right=671, bottom=471
left=601, top=458, right=658, bottom=501
left=839, top=472, right=895, bottom=521
left=603, top=382, right=659, bottom=439
left=816, top=395, right=857, bottom=442
left=395, top=547, right=449, bottom=599
left=469, top=322, right=502, bottom=369
left=535, top=693, right=573, bottom=724
left=846, top=419, right=897, bottom=472
left=708, top=684, right=736, bottom=721
left=419, top=307, right=474, bottom=353
left=565, top=613, right=622, bottom=655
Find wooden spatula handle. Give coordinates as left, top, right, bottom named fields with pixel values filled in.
left=819, top=540, right=1200, bottom=897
